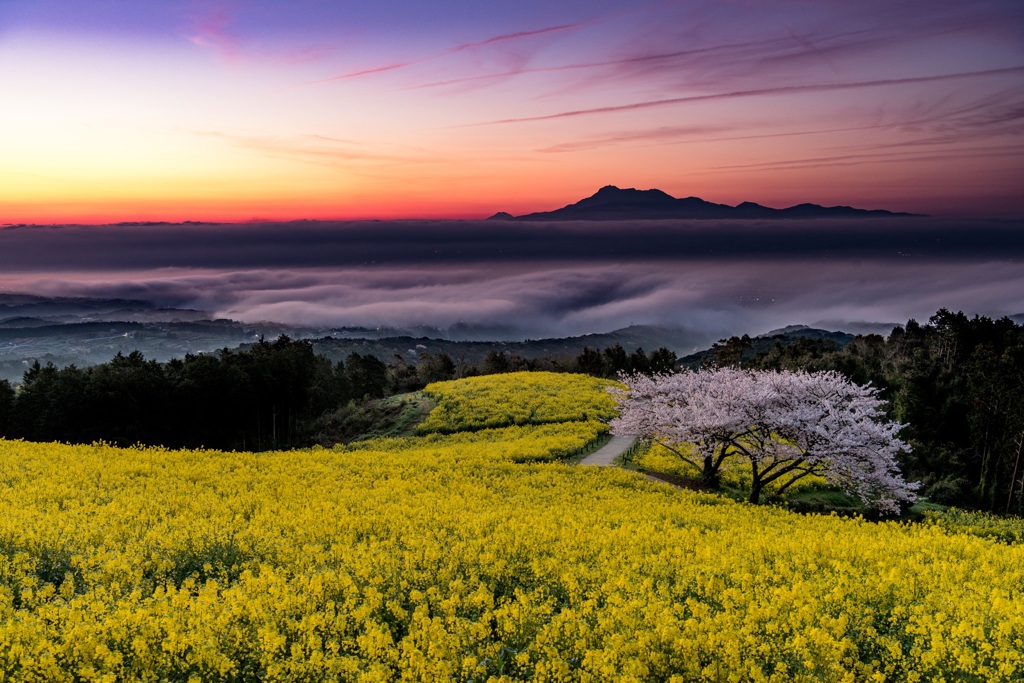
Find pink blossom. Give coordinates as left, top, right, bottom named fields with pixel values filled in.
left=610, top=368, right=918, bottom=513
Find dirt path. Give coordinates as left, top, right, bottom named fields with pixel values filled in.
left=580, top=435, right=638, bottom=466
left=579, top=437, right=691, bottom=490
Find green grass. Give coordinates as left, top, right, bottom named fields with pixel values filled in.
left=782, top=489, right=867, bottom=516
left=307, top=392, right=436, bottom=445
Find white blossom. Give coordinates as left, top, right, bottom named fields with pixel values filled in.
left=610, top=368, right=918, bottom=513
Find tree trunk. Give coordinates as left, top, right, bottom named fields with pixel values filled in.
left=748, top=478, right=763, bottom=505
left=1009, top=434, right=1024, bottom=515
left=702, top=455, right=721, bottom=490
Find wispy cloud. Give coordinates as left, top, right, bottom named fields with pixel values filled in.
left=447, top=23, right=585, bottom=53
left=537, top=124, right=818, bottom=154
left=433, top=19, right=980, bottom=101
left=295, top=22, right=586, bottom=89
left=539, top=87, right=1024, bottom=154
left=708, top=145, right=1024, bottom=173
left=479, top=65, right=1024, bottom=125
left=187, top=129, right=433, bottom=167
left=400, top=33, right=802, bottom=89
left=402, top=6, right=1018, bottom=99
left=186, top=3, right=244, bottom=62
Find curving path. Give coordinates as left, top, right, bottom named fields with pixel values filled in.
left=580, top=435, right=638, bottom=466
left=579, top=436, right=687, bottom=490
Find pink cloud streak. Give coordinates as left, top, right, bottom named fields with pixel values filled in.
left=295, top=21, right=586, bottom=89
left=480, top=65, right=1024, bottom=125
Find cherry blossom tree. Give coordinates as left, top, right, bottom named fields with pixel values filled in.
left=610, top=368, right=918, bottom=513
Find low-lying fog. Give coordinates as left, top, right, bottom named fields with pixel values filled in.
left=1, top=217, right=1021, bottom=339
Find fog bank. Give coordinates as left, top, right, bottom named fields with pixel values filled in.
left=1, top=218, right=1021, bottom=338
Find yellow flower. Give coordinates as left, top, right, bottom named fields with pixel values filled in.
left=0, top=372, right=1019, bottom=681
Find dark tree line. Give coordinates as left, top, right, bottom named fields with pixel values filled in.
left=0, top=337, right=678, bottom=451
left=710, top=310, right=1024, bottom=514
left=389, top=344, right=677, bottom=383
left=574, top=344, right=678, bottom=378
left=0, top=338, right=389, bottom=451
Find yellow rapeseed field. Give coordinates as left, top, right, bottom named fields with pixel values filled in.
left=417, top=372, right=618, bottom=434
left=0, top=372, right=1021, bottom=681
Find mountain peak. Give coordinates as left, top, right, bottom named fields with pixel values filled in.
left=502, top=187, right=923, bottom=221
left=593, top=184, right=671, bottom=195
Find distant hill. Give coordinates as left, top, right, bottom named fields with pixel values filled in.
left=679, top=326, right=857, bottom=368
left=0, top=316, right=55, bottom=329
left=760, top=325, right=860, bottom=342
left=0, top=293, right=714, bottom=383
left=490, top=186, right=923, bottom=221
left=0, top=293, right=208, bottom=323
left=0, top=294, right=344, bottom=383
left=308, top=324, right=712, bottom=368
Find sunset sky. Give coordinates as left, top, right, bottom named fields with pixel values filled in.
left=2, top=0, right=1022, bottom=223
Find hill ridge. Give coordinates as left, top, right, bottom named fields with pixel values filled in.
left=490, top=185, right=923, bottom=220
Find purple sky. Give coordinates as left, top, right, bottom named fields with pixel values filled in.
left=1, top=0, right=1022, bottom=221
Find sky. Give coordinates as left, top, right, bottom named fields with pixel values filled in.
left=1, top=0, right=1023, bottom=223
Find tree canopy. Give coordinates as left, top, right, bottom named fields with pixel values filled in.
left=611, top=368, right=918, bottom=514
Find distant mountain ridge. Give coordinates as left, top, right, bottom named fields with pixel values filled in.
left=491, top=186, right=923, bottom=220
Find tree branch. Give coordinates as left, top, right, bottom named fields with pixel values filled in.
left=653, top=439, right=701, bottom=471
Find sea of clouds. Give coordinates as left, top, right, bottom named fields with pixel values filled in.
left=1, top=218, right=1021, bottom=339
